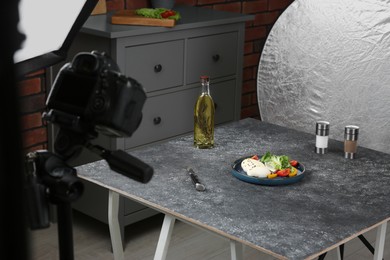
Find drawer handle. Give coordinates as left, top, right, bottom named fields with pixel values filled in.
left=154, top=64, right=162, bottom=73
left=153, top=117, right=162, bottom=125
left=212, top=54, right=220, bottom=62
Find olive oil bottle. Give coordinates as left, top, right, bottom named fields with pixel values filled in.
left=194, top=75, right=215, bottom=148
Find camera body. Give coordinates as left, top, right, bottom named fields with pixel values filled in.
left=46, top=51, right=146, bottom=137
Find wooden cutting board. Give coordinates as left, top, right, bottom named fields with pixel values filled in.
left=111, top=10, right=176, bottom=27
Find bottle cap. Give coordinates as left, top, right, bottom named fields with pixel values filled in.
left=315, top=121, right=330, bottom=136
left=200, top=75, right=210, bottom=85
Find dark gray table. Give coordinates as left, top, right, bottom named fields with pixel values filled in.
left=76, top=118, right=390, bottom=260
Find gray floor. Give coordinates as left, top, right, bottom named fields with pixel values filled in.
left=30, top=210, right=389, bottom=259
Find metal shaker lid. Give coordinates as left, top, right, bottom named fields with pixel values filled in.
left=345, top=125, right=359, bottom=140
left=316, top=121, right=330, bottom=136
left=345, top=125, right=359, bottom=135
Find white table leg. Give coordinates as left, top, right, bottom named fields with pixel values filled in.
left=373, top=221, right=387, bottom=260
left=230, top=240, right=243, bottom=260
left=154, top=214, right=176, bottom=260
left=336, top=247, right=342, bottom=260
left=108, top=191, right=124, bottom=260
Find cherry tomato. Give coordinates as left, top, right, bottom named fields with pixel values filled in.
left=276, top=168, right=290, bottom=177
left=290, top=160, right=299, bottom=167
left=161, top=11, right=170, bottom=18
left=161, top=10, right=176, bottom=18
left=251, top=155, right=259, bottom=160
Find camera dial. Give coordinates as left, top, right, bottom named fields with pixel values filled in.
left=92, top=95, right=107, bottom=113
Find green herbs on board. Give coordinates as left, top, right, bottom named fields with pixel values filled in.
left=135, top=8, right=181, bottom=21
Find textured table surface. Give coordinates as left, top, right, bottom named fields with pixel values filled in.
left=76, top=118, right=390, bottom=259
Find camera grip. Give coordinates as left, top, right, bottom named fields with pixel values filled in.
left=103, top=150, right=154, bottom=183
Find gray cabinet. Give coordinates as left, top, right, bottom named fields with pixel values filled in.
left=51, top=6, right=252, bottom=242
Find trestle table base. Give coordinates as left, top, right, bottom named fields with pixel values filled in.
left=107, top=194, right=388, bottom=260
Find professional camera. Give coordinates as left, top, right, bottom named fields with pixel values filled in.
left=46, top=50, right=146, bottom=138
left=43, top=51, right=152, bottom=165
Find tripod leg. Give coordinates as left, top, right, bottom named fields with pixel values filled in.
left=57, top=203, right=74, bottom=260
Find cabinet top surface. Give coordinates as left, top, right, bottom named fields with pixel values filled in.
left=81, top=5, right=254, bottom=38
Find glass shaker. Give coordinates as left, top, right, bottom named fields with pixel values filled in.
left=344, top=125, right=359, bottom=159
left=315, top=121, right=330, bottom=154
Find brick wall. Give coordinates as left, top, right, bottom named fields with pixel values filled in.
left=17, top=70, right=48, bottom=153
left=17, top=0, right=293, bottom=151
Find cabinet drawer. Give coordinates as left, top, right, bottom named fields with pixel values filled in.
left=186, top=32, right=238, bottom=84
left=125, top=80, right=236, bottom=149
left=125, top=40, right=184, bottom=92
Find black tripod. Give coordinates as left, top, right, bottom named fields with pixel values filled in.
left=25, top=150, right=83, bottom=260
left=25, top=127, right=153, bottom=260
left=56, top=201, right=77, bottom=259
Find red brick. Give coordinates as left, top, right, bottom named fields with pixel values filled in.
left=268, top=0, right=293, bottom=11
left=252, top=65, right=259, bottom=78
left=20, top=112, right=43, bottom=130
left=106, top=0, right=125, bottom=11
left=243, top=53, right=260, bottom=68
left=251, top=92, right=258, bottom=104
left=22, top=127, right=47, bottom=148
left=240, top=105, right=260, bottom=119
left=197, top=0, right=225, bottom=5
left=244, top=41, right=253, bottom=55
left=175, top=0, right=196, bottom=5
left=245, top=20, right=254, bottom=27
left=245, top=26, right=267, bottom=41
left=17, top=77, right=41, bottom=96
left=24, top=69, right=45, bottom=78
left=242, top=0, right=268, bottom=14
left=19, top=94, right=46, bottom=114
left=241, top=93, right=252, bottom=107
left=213, top=2, right=241, bottom=13
left=126, top=0, right=149, bottom=9
left=254, top=11, right=280, bottom=26
left=243, top=67, right=254, bottom=81
left=242, top=80, right=257, bottom=94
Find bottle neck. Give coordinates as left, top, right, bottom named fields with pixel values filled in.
left=201, top=77, right=210, bottom=95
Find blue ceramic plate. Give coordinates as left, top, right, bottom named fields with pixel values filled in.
left=231, top=156, right=306, bottom=186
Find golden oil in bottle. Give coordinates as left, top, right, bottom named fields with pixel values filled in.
left=194, top=76, right=215, bottom=148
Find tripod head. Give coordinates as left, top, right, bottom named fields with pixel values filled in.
left=25, top=150, right=83, bottom=229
